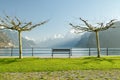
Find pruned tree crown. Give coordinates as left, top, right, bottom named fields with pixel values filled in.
left=69, top=18, right=116, bottom=33
left=0, top=15, right=48, bottom=31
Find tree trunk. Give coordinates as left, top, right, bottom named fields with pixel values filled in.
left=18, top=31, right=23, bottom=59
left=95, top=31, right=100, bottom=58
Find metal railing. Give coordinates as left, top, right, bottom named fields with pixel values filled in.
left=0, top=47, right=120, bottom=57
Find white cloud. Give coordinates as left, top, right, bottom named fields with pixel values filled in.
left=0, top=26, right=5, bottom=29
left=24, top=36, right=35, bottom=41
left=70, top=29, right=76, bottom=34
left=54, top=34, right=64, bottom=39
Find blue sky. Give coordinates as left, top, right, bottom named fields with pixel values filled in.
left=0, top=0, right=120, bottom=42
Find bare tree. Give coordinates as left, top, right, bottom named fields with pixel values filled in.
left=70, top=18, right=116, bottom=58
left=0, top=15, right=48, bottom=59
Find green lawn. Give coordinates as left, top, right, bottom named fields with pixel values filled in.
left=0, top=56, right=120, bottom=72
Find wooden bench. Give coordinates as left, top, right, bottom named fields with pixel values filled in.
left=52, top=48, right=71, bottom=58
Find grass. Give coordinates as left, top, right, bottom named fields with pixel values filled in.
left=0, top=56, right=120, bottom=80
left=0, top=56, right=120, bottom=72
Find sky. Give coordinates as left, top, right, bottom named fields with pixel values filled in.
left=0, top=0, right=120, bottom=42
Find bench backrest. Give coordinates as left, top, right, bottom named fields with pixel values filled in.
left=52, top=48, right=71, bottom=58
left=52, top=49, right=70, bottom=52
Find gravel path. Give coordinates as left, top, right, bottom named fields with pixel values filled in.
left=0, top=70, right=120, bottom=80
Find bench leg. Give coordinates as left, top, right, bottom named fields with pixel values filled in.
left=69, top=53, right=70, bottom=58
left=52, top=52, right=53, bottom=58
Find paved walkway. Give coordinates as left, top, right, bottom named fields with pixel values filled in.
left=0, top=70, right=120, bottom=80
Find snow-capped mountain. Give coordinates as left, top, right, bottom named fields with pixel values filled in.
left=36, top=32, right=83, bottom=48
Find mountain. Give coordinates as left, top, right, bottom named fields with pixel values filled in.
left=76, top=21, right=120, bottom=48
left=0, top=31, right=11, bottom=47
left=36, top=32, right=82, bottom=48
left=75, top=32, right=91, bottom=48
left=0, top=30, right=35, bottom=48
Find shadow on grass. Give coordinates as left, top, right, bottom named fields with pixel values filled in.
left=0, top=58, right=41, bottom=64
left=82, top=57, right=114, bottom=64
left=0, top=58, right=20, bottom=64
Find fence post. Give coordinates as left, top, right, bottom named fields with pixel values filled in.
left=89, top=48, right=91, bottom=56
left=70, top=48, right=72, bottom=56
left=69, top=49, right=71, bottom=58
left=32, top=47, right=33, bottom=56
left=11, top=47, right=13, bottom=56
left=52, top=48, right=53, bottom=58
left=106, top=48, right=108, bottom=56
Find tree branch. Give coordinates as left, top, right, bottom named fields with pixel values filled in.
left=15, top=16, right=21, bottom=26
left=69, top=23, right=91, bottom=33
left=80, top=18, right=95, bottom=31
left=22, top=22, right=32, bottom=29
left=27, top=20, right=49, bottom=31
